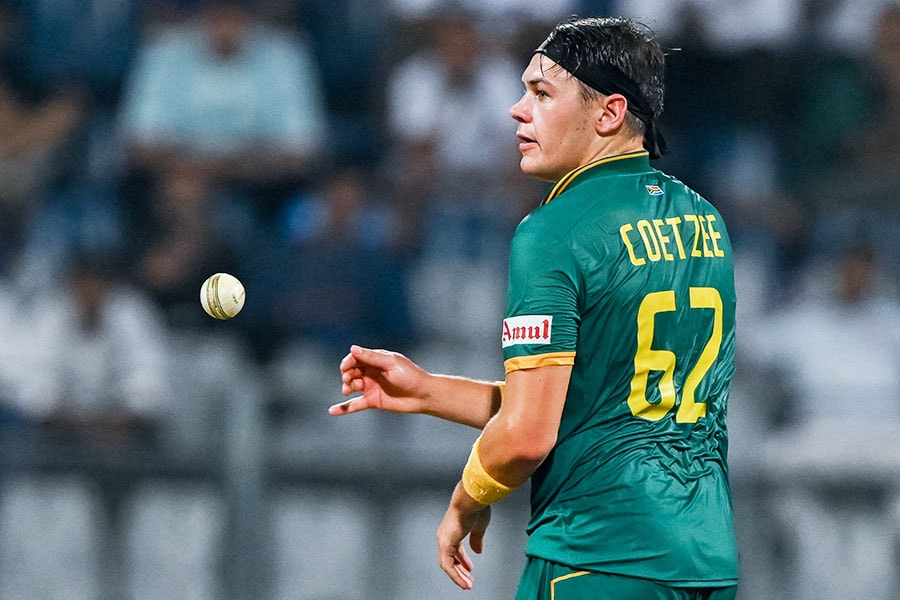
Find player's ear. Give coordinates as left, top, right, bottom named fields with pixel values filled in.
left=595, top=93, right=629, bottom=135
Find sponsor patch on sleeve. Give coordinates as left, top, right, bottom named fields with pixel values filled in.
left=502, top=315, right=552, bottom=348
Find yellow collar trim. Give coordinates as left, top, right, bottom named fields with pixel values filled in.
left=543, top=150, right=649, bottom=205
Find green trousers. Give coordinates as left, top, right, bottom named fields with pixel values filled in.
left=515, top=557, right=738, bottom=600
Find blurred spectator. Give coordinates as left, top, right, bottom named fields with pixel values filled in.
left=743, top=234, right=900, bottom=426
left=791, top=4, right=900, bottom=279
left=385, top=9, right=521, bottom=197
left=244, top=165, right=413, bottom=361
left=130, top=162, right=247, bottom=331
left=15, top=251, right=172, bottom=445
left=777, top=10, right=884, bottom=192
left=294, top=0, right=390, bottom=165
left=0, top=0, right=143, bottom=163
left=0, top=1, right=88, bottom=274
left=116, top=0, right=329, bottom=221
left=9, top=0, right=142, bottom=108
left=0, top=77, right=85, bottom=271
left=0, top=0, right=150, bottom=271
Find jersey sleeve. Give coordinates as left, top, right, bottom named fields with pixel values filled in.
left=502, top=214, right=581, bottom=373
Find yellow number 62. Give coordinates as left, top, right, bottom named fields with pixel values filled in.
left=627, top=287, right=723, bottom=423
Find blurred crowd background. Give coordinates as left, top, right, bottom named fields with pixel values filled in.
left=0, top=0, right=899, bottom=598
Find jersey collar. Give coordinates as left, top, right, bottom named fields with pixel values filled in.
left=542, top=150, right=651, bottom=205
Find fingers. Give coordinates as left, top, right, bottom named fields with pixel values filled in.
left=340, top=372, right=364, bottom=396
left=327, top=399, right=351, bottom=416
left=339, top=347, right=369, bottom=398
left=339, top=346, right=385, bottom=393
left=439, top=545, right=474, bottom=590
left=437, top=503, right=483, bottom=591
left=348, top=345, right=398, bottom=371
left=336, top=345, right=409, bottom=416
left=453, top=561, right=475, bottom=590
left=339, top=350, right=359, bottom=373
left=327, top=397, right=368, bottom=416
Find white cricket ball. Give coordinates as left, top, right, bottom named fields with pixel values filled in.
left=200, top=273, right=246, bottom=320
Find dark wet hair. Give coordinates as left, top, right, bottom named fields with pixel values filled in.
left=536, top=16, right=667, bottom=156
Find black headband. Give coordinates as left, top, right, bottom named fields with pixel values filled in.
left=535, top=37, right=667, bottom=159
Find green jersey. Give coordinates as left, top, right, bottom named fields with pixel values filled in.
left=502, top=150, right=738, bottom=586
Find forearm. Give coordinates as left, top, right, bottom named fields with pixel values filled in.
left=421, top=375, right=502, bottom=429
left=333, top=346, right=504, bottom=428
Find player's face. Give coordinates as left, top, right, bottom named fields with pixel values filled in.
left=510, top=54, right=599, bottom=182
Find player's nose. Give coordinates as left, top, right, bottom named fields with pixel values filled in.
left=510, top=94, right=529, bottom=122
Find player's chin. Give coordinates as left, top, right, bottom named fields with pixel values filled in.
left=518, top=155, right=539, bottom=176
left=519, top=157, right=559, bottom=182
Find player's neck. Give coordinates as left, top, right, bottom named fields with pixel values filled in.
left=584, top=134, right=645, bottom=165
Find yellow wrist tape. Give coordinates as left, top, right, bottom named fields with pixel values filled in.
left=462, top=437, right=515, bottom=505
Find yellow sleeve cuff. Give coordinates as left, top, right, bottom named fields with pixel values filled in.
left=462, top=437, right=515, bottom=505
left=503, top=351, right=576, bottom=374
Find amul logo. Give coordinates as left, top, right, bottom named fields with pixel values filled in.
left=502, top=315, right=552, bottom=348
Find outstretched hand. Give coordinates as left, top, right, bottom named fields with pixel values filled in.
left=329, top=345, right=431, bottom=416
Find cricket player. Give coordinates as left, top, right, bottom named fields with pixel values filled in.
left=332, top=16, right=739, bottom=600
